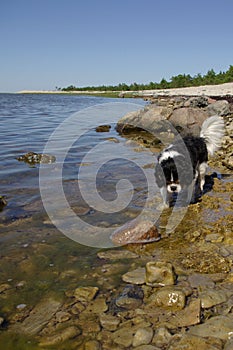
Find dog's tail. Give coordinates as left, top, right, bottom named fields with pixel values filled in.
left=200, top=115, right=225, bottom=156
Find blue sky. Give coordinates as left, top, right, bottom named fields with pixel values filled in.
left=1, top=0, right=233, bottom=92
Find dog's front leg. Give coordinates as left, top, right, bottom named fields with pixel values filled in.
left=158, top=186, right=170, bottom=209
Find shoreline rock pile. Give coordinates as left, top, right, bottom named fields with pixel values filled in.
left=116, top=95, right=233, bottom=172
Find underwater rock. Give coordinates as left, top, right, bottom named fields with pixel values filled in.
left=152, top=327, right=172, bottom=348
left=112, top=327, right=135, bottom=347
left=38, top=326, right=81, bottom=347
left=55, top=311, right=71, bottom=323
left=99, top=313, right=120, bottom=331
left=148, top=287, right=186, bottom=310
left=95, top=124, right=111, bottom=132
left=73, top=286, right=99, bottom=302
left=85, top=297, right=108, bottom=314
left=122, top=267, right=146, bottom=285
left=169, top=334, right=221, bottom=350
left=10, top=298, right=62, bottom=335
left=0, top=196, right=7, bottom=210
left=111, top=219, right=160, bottom=246
left=84, top=340, right=101, bottom=350
left=132, top=327, right=154, bottom=347
left=188, top=314, right=233, bottom=340
left=16, top=152, right=56, bottom=165
left=145, top=261, right=176, bottom=287
left=159, top=299, right=201, bottom=329
left=115, top=284, right=144, bottom=310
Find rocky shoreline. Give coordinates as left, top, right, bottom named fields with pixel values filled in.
left=116, top=94, right=233, bottom=172
left=0, top=90, right=233, bottom=349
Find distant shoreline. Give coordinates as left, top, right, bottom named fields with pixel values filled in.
left=17, top=82, right=233, bottom=97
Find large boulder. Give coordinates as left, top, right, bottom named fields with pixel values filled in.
left=116, top=106, right=173, bottom=135
left=206, top=100, right=230, bottom=116
left=168, top=107, right=209, bottom=136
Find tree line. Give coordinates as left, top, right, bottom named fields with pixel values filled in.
left=60, top=65, right=233, bottom=92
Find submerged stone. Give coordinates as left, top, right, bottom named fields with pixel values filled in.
left=145, top=261, right=176, bottom=287
left=169, top=334, right=221, bottom=350
left=149, top=287, right=186, bottom=310
left=73, top=286, right=99, bottom=302
left=10, top=298, right=62, bottom=335
left=167, top=299, right=201, bottom=328
left=99, top=313, right=120, bottom=331
left=122, top=267, right=146, bottom=285
left=132, top=327, right=154, bottom=347
left=38, top=326, right=81, bottom=347
left=115, top=284, right=144, bottom=310
left=16, top=152, right=56, bottom=165
left=188, top=314, right=233, bottom=340
left=0, top=196, right=7, bottom=210
left=95, top=124, right=111, bottom=132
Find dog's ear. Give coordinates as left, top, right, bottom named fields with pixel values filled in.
left=155, top=163, right=165, bottom=188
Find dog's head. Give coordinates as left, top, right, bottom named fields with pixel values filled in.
left=155, top=155, right=194, bottom=194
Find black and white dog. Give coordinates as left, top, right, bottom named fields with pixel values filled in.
left=155, top=115, right=225, bottom=208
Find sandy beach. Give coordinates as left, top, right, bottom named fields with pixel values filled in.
left=137, top=82, right=233, bottom=97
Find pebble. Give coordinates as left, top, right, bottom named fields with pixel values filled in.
left=85, top=297, right=108, bottom=313
left=169, top=334, right=221, bottom=350
left=0, top=195, right=7, bottom=209
left=99, top=313, right=120, bottom=331
left=39, top=326, right=81, bottom=347
left=157, top=299, right=201, bottom=329
left=0, top=317, right=4, bottom=326
left=205, top=233, right=224, bottom=243
left=122, top=267, right=146, bottom=285
left=116, top=285, right=144, bottom=310
left=73, top=286, right=99, bottom=302
left=149, top=287, right=186, bottom=310
left=11, top=298, right=62, bottom=335
left=112, top=327, right=135, bottom=347
left=95, top=124, right=111, bottom=132
left=145, top=261, right=176, bottom=287
left=0, top=283, right=11, bottom=293
left=16, top=304, right=27, bottom=310
left=84, top=340, right=101, bottom=350
left=189, top=314, right=233, bottom=340
left=188, top=273, right=215, bottom=289
left=132, top=327, right=154, bottom=347
left=199, top=289, right=228, bottom=308
left=55, top=311, right=70, bottom=323
left=71, top=302, right=86, bottom=315
left=152, top=327, right=172, bottom=347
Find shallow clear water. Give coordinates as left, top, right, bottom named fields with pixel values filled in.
left=0, top=93, right=157, bottom=240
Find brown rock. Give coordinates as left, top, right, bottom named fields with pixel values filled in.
left=111, top=219, right=160, bottom=246
left=169, top=108, right=208, bottom=135
left=10, top=298, right=62, bottom=335
left=145, top=261, right=176, bottom=287
left=73, top=286, right=99, bottom=302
